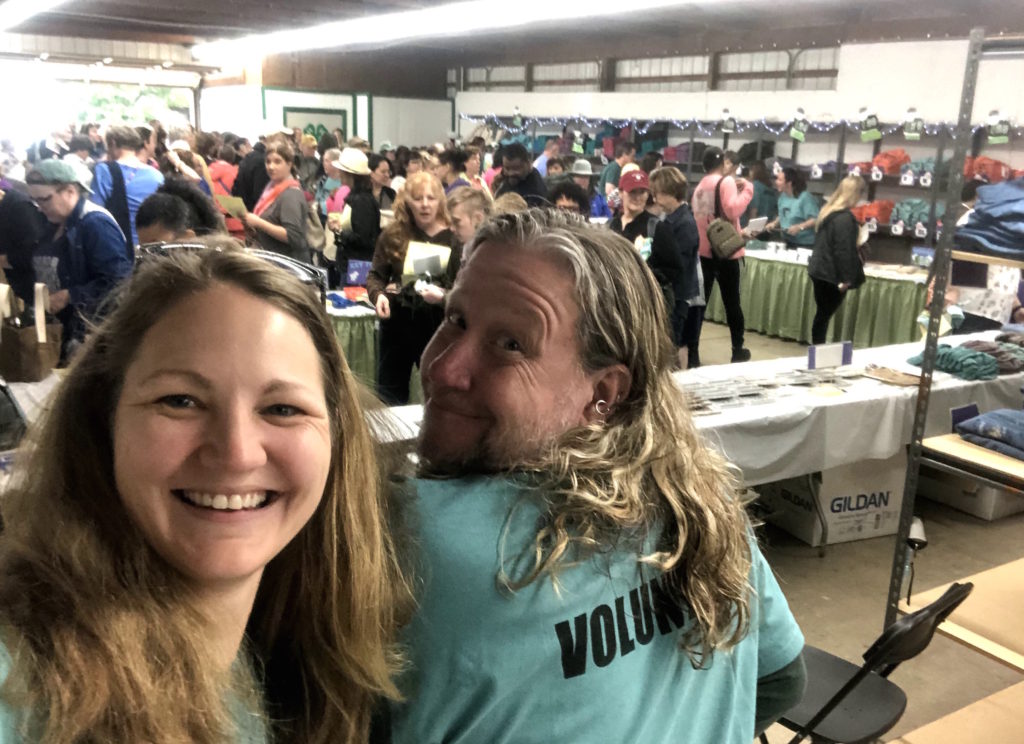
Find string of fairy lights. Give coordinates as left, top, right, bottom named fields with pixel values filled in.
left=459, top=113, right=1024, bottom=141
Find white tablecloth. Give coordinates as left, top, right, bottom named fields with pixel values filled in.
left=373, top=332, right=1024, bottom=485
left=676, top=331, right=1024, bottom=485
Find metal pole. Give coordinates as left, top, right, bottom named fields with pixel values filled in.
left=884, top=27, right=986, bottom=628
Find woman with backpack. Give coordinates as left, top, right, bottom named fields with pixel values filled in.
left=244, top=140, right=311, bottom=262
left=808, top=176, right=867, bottom=344
left=692, top=147, right=754, bottom=363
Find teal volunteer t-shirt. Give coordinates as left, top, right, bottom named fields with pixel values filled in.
left=390, top=476, right=804, bottom=744
left=0, top=642, right=269, bottom=743
left=777, top=190, right=820, bottom=246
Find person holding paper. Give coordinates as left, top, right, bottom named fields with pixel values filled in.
left=808, top=176, right=867, bottom=344
left=329, top=148, right=381, bottom=287
left=243, top=140, right=310, bottom=263
left=367, top=172, right=455, bottom=405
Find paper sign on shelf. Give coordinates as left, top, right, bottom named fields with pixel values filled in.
left=914, top=222, right=929, bottom=239
left=900, top=171, right=916, bottom=186
left=789, top=109, right=809, bottom=142
left=870, top=166, right=884, bottom=182
left=919, top=172, right=933, bottom=188
left=860, top=111, right=882, bottom=142
left=866, top=219, right=879, bottom=233
left=810, top=164, right=823, bottom=180
left=903, top=117, right=925, bottom=141
left=891, top=222, right=905, bottom=236
left=808, top=341, right=853, bottom=370
left=986, top=110, right=1010, bottom=145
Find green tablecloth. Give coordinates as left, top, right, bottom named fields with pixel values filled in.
left=330, top=314, right=378, bottom=387
left=329, top=313, right=424, bottom=403
left=705, top=254, right=927, bottom=348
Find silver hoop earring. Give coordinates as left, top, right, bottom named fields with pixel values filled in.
left=594, top=399, right=610, bottom=416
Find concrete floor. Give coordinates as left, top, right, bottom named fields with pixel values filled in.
left=700, top=321, right=1024, bottom=742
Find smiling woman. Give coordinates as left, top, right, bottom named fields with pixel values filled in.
left=0, top=247, right=411, bottom=743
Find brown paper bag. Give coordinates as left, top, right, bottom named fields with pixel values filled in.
left=0, top=284, right=62, bottom=383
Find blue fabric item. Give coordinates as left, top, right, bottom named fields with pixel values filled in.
left=590, top=192, right=612, bottom=218
left=957, top=408, right=1024, bottom=457
left=1001, top=323, right=1024, bottom=334
left=390, top=476, right=804, bottom=744
left=955, top=178, right=1024, bottom=259
left=326, top=291, right=357, bottom=308
left=959, top=432, right=1024, bottom=460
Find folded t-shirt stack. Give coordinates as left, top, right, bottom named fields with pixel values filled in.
left=957, top=408, right=1024, bottom=461
left=960, top=340, right=1024, bottom=374
left=907, top=344, right=999, bottom=380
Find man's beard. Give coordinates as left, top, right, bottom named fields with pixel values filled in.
left=417, top=419, right=563, bottom=477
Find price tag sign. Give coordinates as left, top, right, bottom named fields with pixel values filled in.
left=789, top=118, right=809, bottom=142
left=850, top=165, right=862, bottom=176
left=891, top=221, right=905, bottom=236
left=870, top=166, right=884, bottom=182
left=914, top=222, right=928, bottom=239
left=866, top=218, right=879, bottom=233
left=900, top=171, right=916, bottom=186
left=988, top=119, right=1010, bottom=145
left=919, top=172, right=933, bottom=189
left=721, top=117, right=737, bottom=134
left=860, top=113, right=882, bottom=143
left=903, top=117, right=925, bottom=141
left=810, top=164, right=823, bottom=180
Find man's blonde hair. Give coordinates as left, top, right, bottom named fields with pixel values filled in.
left=465, top=209, right=753, bottom=665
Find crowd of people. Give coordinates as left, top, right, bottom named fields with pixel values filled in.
left=0, top=125, right=809, bottom=739
left=0, top=120, right=882, bottom=391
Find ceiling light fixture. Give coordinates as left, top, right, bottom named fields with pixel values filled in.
left=0, top=0, right=72, bottom=32
left=193, top=0, right=738, bottom=62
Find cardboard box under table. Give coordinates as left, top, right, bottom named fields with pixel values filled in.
left=755, top=450, right=906, bottom=547
left=918, top=433, right=1024, bottom=521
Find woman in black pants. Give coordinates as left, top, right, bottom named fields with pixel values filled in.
left=367, top=172, right=454, bottom=405
left=691, top=147, right=754, bottom=362
left=808, top=176, right=867, bottom=344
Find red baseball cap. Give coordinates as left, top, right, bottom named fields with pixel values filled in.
left=619, top=170, right=650, bottom=193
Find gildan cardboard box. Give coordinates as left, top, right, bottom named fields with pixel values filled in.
left=756, top=451, right=906, bottom=547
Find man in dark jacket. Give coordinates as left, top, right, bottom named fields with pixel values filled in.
left=651, top=166, right=703, bottom=368
left=232, top=139, right=269, bottom=211
left=25, top=160, right=132, bottom=361
left=0, top=184, right=48, bottom=303
left=493, top=143, right=549, bottom=207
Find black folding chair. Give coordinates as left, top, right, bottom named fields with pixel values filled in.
left=761, top=581, right=973, bottom=744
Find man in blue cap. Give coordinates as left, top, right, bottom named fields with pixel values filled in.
left=25, top=160, right=132, bottom=361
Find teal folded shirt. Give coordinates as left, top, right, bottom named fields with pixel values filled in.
left=390, top=476, right=805, bottom=744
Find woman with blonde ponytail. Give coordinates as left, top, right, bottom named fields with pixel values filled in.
left=0, top=246, right=411, bottom=743
left=809, top=175, right=868, bottom=344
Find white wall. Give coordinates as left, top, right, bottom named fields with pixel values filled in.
left=199, top=85, right=264, bottom=138
left=456, top=39, right=1024, bottom=167
left=199, top=87, right=374, bottom=142
left=263, top=89, right=359, bottom=139
left=372, top=97, right=453, bottom=148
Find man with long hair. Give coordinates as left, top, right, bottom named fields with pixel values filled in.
left=390, top=209, right=805, bottom=742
